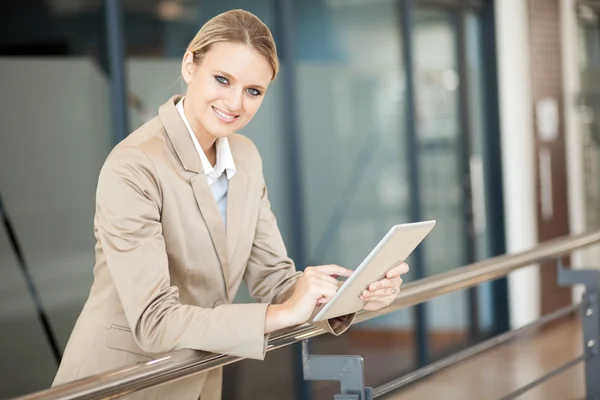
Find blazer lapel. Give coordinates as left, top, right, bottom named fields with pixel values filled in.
left=158, top=95, right=230, bottom=290
left=226, top=168, right=247, bottom=263
left=190, top=174, right=230, bottom=277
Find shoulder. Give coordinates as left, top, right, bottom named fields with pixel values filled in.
left=104, top=115, right=173, bottom=167
left=227, top=133, right=263, bottom=172
left=99, top=117, right=168, bottom=193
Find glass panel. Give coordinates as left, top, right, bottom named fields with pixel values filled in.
left=413, top=8, right=469, bottom=355
left=0, top=1, right=110, bottom=396
left=292, top=0, right=414, bottom=396
left=579, top=17, right=600, bottom=228
left=578, top=12, right=600, bottom=271
left=464, top=11, right=495, bottom=334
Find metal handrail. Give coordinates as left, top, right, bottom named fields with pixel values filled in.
left=14, top=230, right=600, bottom=400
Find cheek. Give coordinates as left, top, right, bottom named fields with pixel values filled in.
left=199, top=85, right=223, bottom=105
left=190, top=78, right=220, bottom=104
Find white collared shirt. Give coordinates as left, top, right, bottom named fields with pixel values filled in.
left=176, top=97, right=236, bottom=226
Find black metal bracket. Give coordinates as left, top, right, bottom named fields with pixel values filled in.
left=301, top=340, right=373, bottom=400
left=557, top=260, right=600, bottom=289
left=557, top=261, right=600, bottom=400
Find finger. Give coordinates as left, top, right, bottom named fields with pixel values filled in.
left=316, top=273, right=342, bottom=286
left=385, top=263, right=409, bottom=279
left=369, top=276, right=402, bottom=292
left=304, top=269, right=339, bottom=287
left=309, top=279, right=339, bottom=300
left=312, top=264, right=353, bottom=278
left=362, top=287, right=398, bottom=299
left=315, top=292, right=335, bottom=306
left=308, top=273, right=341, bottom=290
left=315, top=294, right=331, bottom=306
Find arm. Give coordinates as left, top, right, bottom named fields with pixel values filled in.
left=96, top=147, right=271, bottom=360
left=243, top=156, right=355, bottom=335
left=242, top=175, right=301, bottom=306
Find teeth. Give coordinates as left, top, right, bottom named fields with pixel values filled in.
left=214, top=107, right=235, bottom=120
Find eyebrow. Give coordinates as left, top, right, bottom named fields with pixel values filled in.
left=215, top=70, right=266, bottom=92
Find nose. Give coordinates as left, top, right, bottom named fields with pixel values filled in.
left=224, top=88, right=243, bottom=112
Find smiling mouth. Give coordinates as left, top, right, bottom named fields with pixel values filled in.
left=212, top=106, right=239, bottom=123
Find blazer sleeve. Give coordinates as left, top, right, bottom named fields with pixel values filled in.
left=243, top=156, right=356, bottom=336
left=95, top=146, right=271, bottom=360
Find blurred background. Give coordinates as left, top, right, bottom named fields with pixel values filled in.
left=1, top=0, right=599, bottom=398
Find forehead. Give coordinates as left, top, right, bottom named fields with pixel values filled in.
left=202, top=41, right=272, bottom=85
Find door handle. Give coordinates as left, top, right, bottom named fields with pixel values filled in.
left=539, top=148, right=553, bottom=221
left=469, top=155, right=487, bottom=235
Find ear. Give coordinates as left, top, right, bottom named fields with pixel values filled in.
left=181, top=50, right=196, bottom=84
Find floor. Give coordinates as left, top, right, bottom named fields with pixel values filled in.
left=384, top=317, right=585, bottom=400
left=223, top=315, right=585, bottom=400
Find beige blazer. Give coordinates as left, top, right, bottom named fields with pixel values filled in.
left=52, top=95, right=353, bottom=400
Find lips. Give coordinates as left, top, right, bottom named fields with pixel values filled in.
left=212, top=106, right=239, bottom=124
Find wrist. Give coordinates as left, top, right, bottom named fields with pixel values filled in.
left=265, top=303, right=297, bottom=333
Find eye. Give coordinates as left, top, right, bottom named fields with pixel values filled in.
left=246, top=88, right=262, bottom=97
left=215, top=75, right=229, bottom=85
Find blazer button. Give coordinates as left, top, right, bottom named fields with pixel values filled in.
left=213, top=300, right=224, bottom=308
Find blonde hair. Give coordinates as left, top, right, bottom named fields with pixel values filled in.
left=187, top=9, right=279, bottom=79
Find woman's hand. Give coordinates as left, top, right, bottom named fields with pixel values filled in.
left=265, top=265, right=352, bottom=333
left=360, top=263, right=409, bottom=311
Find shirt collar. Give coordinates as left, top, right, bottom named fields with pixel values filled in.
left=175, top=97, right=236, bottom=184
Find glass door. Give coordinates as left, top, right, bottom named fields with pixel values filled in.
left=292, top=1, right=505, bottom=396
left=577, top=3, right=600, bottom=231
left=293, top=1, right=505, bottom=396
left=412, top=5, right=499, bottom=361
left=292, top=1, right=416, bottom=396
left=413, top=7, right=471, bottom=358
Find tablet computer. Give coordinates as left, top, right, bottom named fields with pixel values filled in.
left=312, top=220, right=436, bottom=323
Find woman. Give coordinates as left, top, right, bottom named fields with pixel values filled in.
left=53, top=9, right=408, bottom=400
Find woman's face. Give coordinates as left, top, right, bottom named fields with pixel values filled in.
left=181, top=41, right=273, bottom=140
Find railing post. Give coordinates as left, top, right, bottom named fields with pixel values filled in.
left=301, top=340, right=373, bottom=400
left=558, top=263, right=600, bottom=400
left=582, top=290, right=600, bottom=400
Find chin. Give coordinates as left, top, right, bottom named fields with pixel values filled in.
left=205, top=128, right=234, bottom=139
left=210, top=118, right=247, bottom=136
